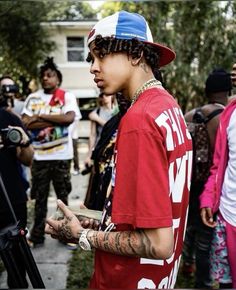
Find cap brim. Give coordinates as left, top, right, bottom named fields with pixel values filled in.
left=144, top=41, right=176, bottom=67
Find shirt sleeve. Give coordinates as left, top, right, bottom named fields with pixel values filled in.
left=112, top=128, right=173, bottom=229
left=64, top=92, right=82, bottom=120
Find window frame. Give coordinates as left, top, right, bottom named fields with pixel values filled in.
left=66, top=36, right=88, bottom=63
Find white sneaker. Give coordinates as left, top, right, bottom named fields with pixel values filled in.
left=71, top=169, right=80, bottom=175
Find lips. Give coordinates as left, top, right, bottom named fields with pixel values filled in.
left=94, top=78, right=104, bottom=88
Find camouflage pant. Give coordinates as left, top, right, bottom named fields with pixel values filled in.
left=30, top=160, right=72, bottom=243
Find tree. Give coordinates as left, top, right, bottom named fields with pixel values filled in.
left=45, top=1, right=97, bottom=21
left=0, top=1, right=96, bottom=95
left=0, top=1, right=55, bottom=91
left=100, top=1, right=236, bottom=112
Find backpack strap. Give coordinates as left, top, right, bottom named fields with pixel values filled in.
left=205, top=108, right=224, bottom=124
left=204, top=108, right=224, bottom=123
left=193, top=107, right=224, bottom=124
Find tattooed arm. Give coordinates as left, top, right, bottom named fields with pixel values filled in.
left=85, top=227, right=173, bottom=259
left=45, top=200, right=174, bottom=260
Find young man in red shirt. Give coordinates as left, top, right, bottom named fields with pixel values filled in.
left=46, top=11, right=192, bottom=289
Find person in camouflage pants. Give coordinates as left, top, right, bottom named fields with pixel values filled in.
left=22, top=57, right=80, bottom=247
left=30, top=160, right=71, bottom=243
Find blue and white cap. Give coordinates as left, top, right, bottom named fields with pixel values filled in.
left=87, top=10, right=175, bottom=67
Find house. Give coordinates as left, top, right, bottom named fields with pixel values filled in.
left=42, top=20, right=98, bottom=137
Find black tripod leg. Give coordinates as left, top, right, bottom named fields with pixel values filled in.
left=0, top=248, right=28, bottom=288
left=19, top=236, right=45, bottom=288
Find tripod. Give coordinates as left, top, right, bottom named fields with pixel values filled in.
left=0, top=173, right=45, bottom=288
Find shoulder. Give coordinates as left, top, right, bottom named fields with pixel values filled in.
left=65, top=91, right=76, bottom=99
left=24, top=90, right=45, bottom=103
left=201, top=104, right=218, bottom=115
left=184, top=108, right=197, bottom=122
left=0, top=108, right=23, bottom=126
left=27, top=89, right=44, bottom=98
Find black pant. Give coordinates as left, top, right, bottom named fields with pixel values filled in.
left=183, top=181, right=213, bottom=288
left=0, top=202, right=28, bottom=288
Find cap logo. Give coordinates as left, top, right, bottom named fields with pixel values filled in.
left=88, top=29, right=95, bottom=41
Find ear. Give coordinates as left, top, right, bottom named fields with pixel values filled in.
left=131, top=51, right=144, bottom=66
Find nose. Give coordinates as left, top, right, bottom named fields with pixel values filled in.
left=90, top=59, right=100, bottom=75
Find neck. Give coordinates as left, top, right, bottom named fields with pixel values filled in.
left=130, top=78, right=162, bottom=106
left=127, top=69, right=155, bottom=101
left=209, top=99, right=227, bottom=107
left=44, top=87, right=57, bottom=94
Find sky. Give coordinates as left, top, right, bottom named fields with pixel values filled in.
left=87, top=1, right=105, bottom=9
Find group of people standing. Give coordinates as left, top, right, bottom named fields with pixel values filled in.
left=183, top=67, right=235, bottom=288
left=1, top=9, right=236, bottom=290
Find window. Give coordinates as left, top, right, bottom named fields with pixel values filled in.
left=67, top=37, right=87, bottom=62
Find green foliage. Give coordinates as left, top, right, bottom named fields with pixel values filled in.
left=100, top=1, right=236, bottom=112
left=0, top=0, right=96, bottom=94
left=45, top=1, right=97, bottom=21
left=0, top=1, right=55, bottom=84
left=66, top=248, right=94, bottom=289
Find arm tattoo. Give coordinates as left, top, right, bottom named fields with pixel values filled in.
left=88, top=229, right=157, bottom=258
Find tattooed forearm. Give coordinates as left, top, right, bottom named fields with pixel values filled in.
left=88, top=229, right=157, bottom=259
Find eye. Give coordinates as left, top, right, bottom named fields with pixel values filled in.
left=98, top=52, right=105, bottom=59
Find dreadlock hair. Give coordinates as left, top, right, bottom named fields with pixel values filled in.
left=86, top=35, right=162, bottom=81
left=39, top=57, right=63, bottom=85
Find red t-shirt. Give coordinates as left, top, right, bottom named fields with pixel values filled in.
left=90, top=87, right=192, bottom=289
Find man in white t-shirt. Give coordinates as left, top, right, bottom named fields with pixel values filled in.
left=22, top=57, right=81, bottom=247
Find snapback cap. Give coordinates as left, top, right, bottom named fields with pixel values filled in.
left=87, top=10, right=176, bottom=67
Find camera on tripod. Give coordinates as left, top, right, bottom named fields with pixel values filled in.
left=0, top=127, right=23, bottom=147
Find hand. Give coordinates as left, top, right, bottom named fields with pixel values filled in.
left=8, top=126, right=30, bottom=147
left=200, top=207, right=217, bottom=228
left=45, top=199, right=84, bottom=244
left=23, top=115, right=39, bottom=127
left=78, top=203, right=100, bottom=230
left=84, top=157, right=93, bottom=168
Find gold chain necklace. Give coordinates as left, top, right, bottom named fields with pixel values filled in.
left=131, top=78, right=162, bottom=106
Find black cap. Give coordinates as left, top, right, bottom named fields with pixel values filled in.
left=205, top=68, right=232, bottom=94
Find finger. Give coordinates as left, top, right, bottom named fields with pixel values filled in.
left=200, top=208, right=209, bottom=225
left=80, top=219, right=90, bottom=228
left=46, top=217, right=61, bottom=230
left=57, top=199, right=75, bottom=219
left=94, top=220, right=99, bottom=230
left=51, top=234, right=59, bottom=240
left=200, top=208, right=216, bottom=228
left=45, top=223, right=58, bottom=235
left=205, top=208, right=213, bottom=223
left=79, top=203, right=87, bottom=209
left=90, top=219, right=97, bottom=229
